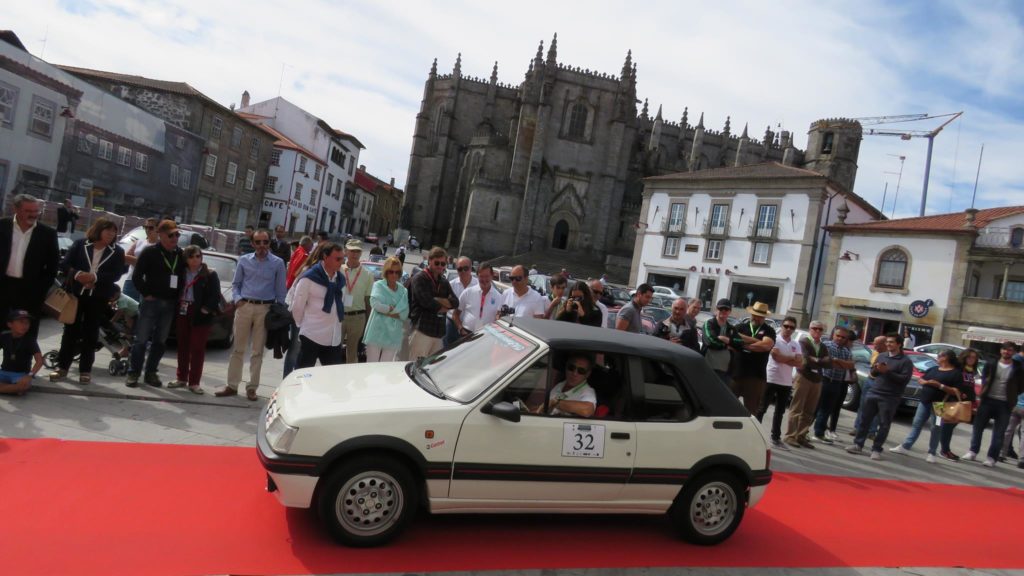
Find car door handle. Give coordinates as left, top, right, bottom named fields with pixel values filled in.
left=610, top=432, right=630, bottom=440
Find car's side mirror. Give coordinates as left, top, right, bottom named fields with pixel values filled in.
left=482, top=401, right=521, bottom=423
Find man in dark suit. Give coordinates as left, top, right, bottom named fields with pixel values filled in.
left=0, top=194, right=60, bottom=340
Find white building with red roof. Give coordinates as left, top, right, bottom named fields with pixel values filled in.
left=821, top=206, right=1024, bottom=352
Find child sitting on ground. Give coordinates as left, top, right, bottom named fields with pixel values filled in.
left=0, top=310, right=43, bottom=396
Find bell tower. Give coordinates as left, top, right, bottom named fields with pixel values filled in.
left=803, top=118, right=862, bottom=192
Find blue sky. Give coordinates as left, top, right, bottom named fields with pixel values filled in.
left=9, top=0, right=1024, bottom=219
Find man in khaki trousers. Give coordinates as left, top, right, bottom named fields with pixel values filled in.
left=216, top=230, right=287, bottom=401
left=341, top=240, right=374, bottom=364
left=783, top=320, right=833, bottom=448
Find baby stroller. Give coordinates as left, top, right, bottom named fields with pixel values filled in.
left=42, top=309, right=135, bottom=376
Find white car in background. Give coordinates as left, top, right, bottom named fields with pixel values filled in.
left=259, top=319, right=772, bottom=547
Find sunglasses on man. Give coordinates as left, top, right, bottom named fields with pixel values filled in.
left=510, top=275, right=524, bottom=282
left=565, top=363, right=589, bottom=375
left=456, top=266, right=471, bottom=272
left=782, top=324, right=796, bottom=330
left=167, top=231, right=181, bottom=238
left=253, top=239, right=270, bottom=245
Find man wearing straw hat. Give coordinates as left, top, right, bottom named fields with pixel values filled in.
left=731, top=301, right=777, bottom=414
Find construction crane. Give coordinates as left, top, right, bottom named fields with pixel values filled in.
left=854, top=112, right=964, bottom=217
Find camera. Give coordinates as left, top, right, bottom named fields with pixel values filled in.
left=499, top=305, right=516, bottom=317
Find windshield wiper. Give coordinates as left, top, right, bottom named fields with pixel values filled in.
left=409, top=357, right=446, bottom=399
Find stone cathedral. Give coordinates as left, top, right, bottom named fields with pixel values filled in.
left=401, top=35, right=862, bottom=272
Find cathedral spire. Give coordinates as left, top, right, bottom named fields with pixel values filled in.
left=641, top=98, right=649, bottom=119
left=696, top=112, right=704, bottom=130
left=631, top=62, right=637, bottom=84
left=546, top=33, right=558, bottom=66
left=621, top=49, right=632, bottom=81
left=740, top=123, right=749, bottom=139
left=429, top=58, right=437, bottom=78
left=535, top=40, right=544, bottom=66
left=453, top=53, right=462, bottom=77
left=490, top=61, right=498, bottom=84
left=723, top=116, right=731, bottom=137
left=681, top=107, right=688, bottom=128
left=655, top=104, right=663, bottom=121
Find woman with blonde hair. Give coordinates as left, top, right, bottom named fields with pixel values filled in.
left=50, top=218, right=125, bottom=384
left=363, top=257, right=408, bottom=362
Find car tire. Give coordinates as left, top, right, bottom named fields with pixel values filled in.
left=318, top=455, right=418, bottom=547
left=842, top=381, right=861, bottom=411
left=43, top=350, right=59, bottom=370
left=669, top=470, right=746, bottom=545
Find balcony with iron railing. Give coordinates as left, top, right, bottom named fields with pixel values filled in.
left=661, top=219, right=687, bottom=235
left=702, top=218, right=730, bottom=238
left=747, top=222, right=778, bottom=241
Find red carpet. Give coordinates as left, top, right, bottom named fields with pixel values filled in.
left=1, top=438, right=1022, bottom=575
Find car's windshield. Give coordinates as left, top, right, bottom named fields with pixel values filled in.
left=203, top=254, right=237, bottom=283
left=910, top=355, right=938, bottom=371
left=418, top=324, right=538, bottom=402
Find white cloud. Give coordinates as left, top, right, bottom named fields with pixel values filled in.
left=7, top=0, right=1022, bottom=215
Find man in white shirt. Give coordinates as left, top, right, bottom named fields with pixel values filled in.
left=501, top=264, right=547, bottom=319
left=290, top=243, right=345, bottom=368
left=758, top=316, right=803, bottom=450
left=444, top=256, right=478, bottom=348
left=0, top=194, right=59, bottom=342
left=123, top=218, right=158, bottom=301
left=529, top=353, right=597, bottom=418
left=454, top=264, right=502, bottom=335
left=588, top=279, right=610, bottom=328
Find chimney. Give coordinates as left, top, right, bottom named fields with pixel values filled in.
left=241, top=90, right=250, bottom=108
left=389, top=177, right=395, bottom=187
left=359, top=164, right=366, bottom=172
left=964, top=208, right=979, bottom=228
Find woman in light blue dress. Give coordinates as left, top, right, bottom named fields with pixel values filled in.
left=363, top=257, right=409, bottom=362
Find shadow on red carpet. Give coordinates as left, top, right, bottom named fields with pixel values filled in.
left=1, top=438, right=1021, bottom=575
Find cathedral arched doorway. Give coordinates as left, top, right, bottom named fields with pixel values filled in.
left=552, top=219, right=570, bottom=250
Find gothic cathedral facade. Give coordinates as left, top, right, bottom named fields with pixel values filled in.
left=401, top=35, right=862, bottom=265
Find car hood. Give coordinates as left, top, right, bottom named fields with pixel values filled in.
left=276, top=361, right=456, bottom=421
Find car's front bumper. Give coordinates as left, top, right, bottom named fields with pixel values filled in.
left=257, top=405, right=321, bottom=508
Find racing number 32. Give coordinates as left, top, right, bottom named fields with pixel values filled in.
left=562, top=423, right=606, bottom=458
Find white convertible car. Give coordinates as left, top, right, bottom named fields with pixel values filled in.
left=258, top=318, right=772, bottom=547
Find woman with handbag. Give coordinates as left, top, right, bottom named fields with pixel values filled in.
left=49, top=218, right=125, bottom=384
left=166, top=246, right=221, bottom=394
left=919, top=349, right=970, bottom=463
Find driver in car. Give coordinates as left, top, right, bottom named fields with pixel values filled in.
left=530, top=354, right=597, bottom=418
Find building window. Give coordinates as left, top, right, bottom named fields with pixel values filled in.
left=821, top=132, right=835, bottom=155
left=567, top=102, right=588, bottom=139
left=668, top=202, right=685, bottom=233
left=493, top=200, right=500, bottom=222
left=204, top=154, right=218, bottom=177
left=348, top=156, right=355, bottom=175
left=335, top=180, right=342, bottom=198
left=231, top=126, right=243, bottom=149
left=755, top=204, right=777, bottom=237
left=170, top=164, right=179, bottom=186
left=194, top=196, right=210, bottom=223
left=331, top=147, right=346, bottom=167
left=1010, top=227, right=1024, bottom=248
left=134, top=152, right=149, bottom=172
left=117, top=146, right=132, bottom=167
left=309, top=186, right=315, bottom=203
left=211, top=116, right=223, bottom=139
left=245, top=169, right=255, bottom=191
left=663, top=236, right=680, bottom=257
left=176, top=135, right=185, bottom=149
left=314, top=165, right=322, bottom=181
left=709, top=204, right=729, bottom=235
left=705, top=239, right=722, bottom=261
left=270, top=149, right=281, bottom=166
left=28, top=95, right=56, bottom=139
left=0, top=81, right=18, bottom=128
left=326, top=173, right=334, bottom=193
left=98, top=140, right=113, bottom=161
left=226, top=161, right=238, bottom=184
left=751, top=242, right=771, bottom=265
left=182, top=169, right=191, bottom=190
left=249, top=137, right=260, bottom=160
left=294, top=182, right=303, bottom=199
left=77, top=133, right=95, bottom=154
left=299, top=156, right=308, bottom=174
left=875, top=248, right=909, bottom=289
left=264, top=175, right=277, bottom=195
left=1006, top=280, right=1024, bottom=303
left=730, top=282, right=780, bottom=311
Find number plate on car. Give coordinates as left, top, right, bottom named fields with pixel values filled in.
left=562, top=423, right=605, bottom=458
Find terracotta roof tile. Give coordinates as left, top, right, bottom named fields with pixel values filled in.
left=831, top=206, right=1024, bottom=233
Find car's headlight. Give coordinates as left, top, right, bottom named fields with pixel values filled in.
left=266, top=415, right=299, bottom=454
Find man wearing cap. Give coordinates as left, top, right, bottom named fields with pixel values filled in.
left=0, top=194, right=60, bottom=342
left=217, top=229, right=286, bottom=401
left=731, top=302, right=777, bottom=414
left=340, top=239, right=374, bottom=364
left=702, top=299, right=745, bottom=386
left=0, top=310, right=43, bottom=395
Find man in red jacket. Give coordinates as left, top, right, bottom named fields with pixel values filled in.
left=286, top=235, right=314, bottom=288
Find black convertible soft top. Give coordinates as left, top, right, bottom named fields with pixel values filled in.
left=506, top=318, right=748, bottom=417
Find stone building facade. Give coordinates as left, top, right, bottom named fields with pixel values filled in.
left=59, top=66, right=274, bottom=229
left=355, top=166, right=404, bottom=239
left=403, top=35, right=862, bottom=273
